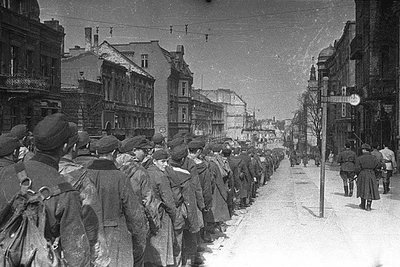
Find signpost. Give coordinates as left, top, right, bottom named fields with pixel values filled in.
left=319, top=77, right=360, bottom=218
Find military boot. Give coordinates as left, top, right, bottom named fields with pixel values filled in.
left=366, top=200, right=372, bottom=211
left=383, top=183, right=388, bottom=194
left=344, top=186, right=349, bottom=197
left=348, top=182, right=354, bottom=197
left=359, top=198, right=366, bottom=210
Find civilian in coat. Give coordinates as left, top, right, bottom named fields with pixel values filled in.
left=145, top=150, right=176, bottom=267
left=355, top=143, right=383, bottom=211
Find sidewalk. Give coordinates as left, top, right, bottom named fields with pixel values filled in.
left=200, top=158, right=400, bottom=267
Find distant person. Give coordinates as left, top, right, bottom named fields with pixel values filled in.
left=355, top=143, right=383, bottom=211
left=328, top=151, right=334, bottom=164
left=371, top=144, right=384, bottom=187
left=337, top=143, right=356, bottom=197
left=379, top=144, right=397, bottom=194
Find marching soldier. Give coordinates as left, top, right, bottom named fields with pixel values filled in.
left=74, top=131, right=98, bottom=167
left=337, top=143, right=357, bottom=197
left=379, top=144, right=397, bottom=194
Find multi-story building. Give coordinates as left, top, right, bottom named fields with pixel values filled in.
left=0, top=1, right=64, bottom=133
left=325, top=21, right=356, bottom=154
left=351, top=0, right=398, bottom=150
left=191, top=89, right=224, bottom=138
left=111, top=41, right=193, bottom=139
left=61, top=28, right=155, bottom=138
left=197, top=88, right=247, bottom=140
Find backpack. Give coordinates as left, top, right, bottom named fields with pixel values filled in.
left=0, top=162, right=74, bottom=267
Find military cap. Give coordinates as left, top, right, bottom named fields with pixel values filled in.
left=77, top=131, right=90, bottom=149
left=152, top=133, right=165, bottom=144
left=170, top=144, right=188, bottom=161
left=0, top=135, right=20, bottom=157
left=120, top=136, right=152, bottom=153
left=96, top=135, right=120, bottom=154
left=67, top=122, right=79, bottom=149
left=210, top=143, right=223, bottom=152
left=153, top=149, right=169, bottom=160
left=188, top=139, right=206, bottom=150
left=168, top=137, right=185, bottom=149
left=345, top=142, right=351, bottom=148
left=33, top=113, right=71, bottom=151
left=361, top=143, right=371, bottom=151
left=8, top=124, right=27, bottom=140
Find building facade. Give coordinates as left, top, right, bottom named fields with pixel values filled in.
left=0, top=2, right=64, bottom=133
left=197, top=88, right=247, bottom=140
left=111, top=41, right=193, bottom=139
left=325, top=21, right=356, bottom=154
left=191, top=89, right=224, bottom=138
left=351, top=0, right=398, bottom=151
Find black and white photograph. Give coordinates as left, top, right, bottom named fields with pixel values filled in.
left=0, top=0, right=400, bottom=266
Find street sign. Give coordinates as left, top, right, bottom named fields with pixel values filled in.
left=327, top=94, right=361, bottom=106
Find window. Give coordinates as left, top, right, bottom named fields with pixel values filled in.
left=181, top=81, right=186, bottom=96
left=182, top=107, right=186, bottom=122
left=141, top=54, right=148, bottom=68
left=26, top=50, right=33, bottom=76
left=40, top=55, right=48, bottom=77
left=10, top=46, right=19, bottom=76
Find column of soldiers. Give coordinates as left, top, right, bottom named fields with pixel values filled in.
left=0, top=113, right=283, bottom=267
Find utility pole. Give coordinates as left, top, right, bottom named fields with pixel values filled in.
left=319, top=77, right=328, bottom=218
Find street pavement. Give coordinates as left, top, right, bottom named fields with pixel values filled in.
left=199, top=157, right=400, bottom=267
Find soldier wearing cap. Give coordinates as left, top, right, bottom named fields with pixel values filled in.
left=187, top=139, right=213, bottom=243
left=59, top=122, right=84, bottom=175
left=144, top=149, right=176, bottom=267
left=152, top=133, right=166, bottom=151
left=337, top=142, right=357, bottom=197
left=0, top=113, right=90, bottom=266
left=118, top=136, right=154, bottom=209
left=6, top=124, right=29, bottom=161
left=74, top=131, right=98, bottom=167
left=355, top=143, right=383, bottom=211
left=83, top=135, right=148, bottom=266
left=165, top=144, right=200, bottom=267
left=0, top=135, right=20, bottom=170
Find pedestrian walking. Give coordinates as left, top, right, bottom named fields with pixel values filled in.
left=328, top=150, right=334, bottom=164
left=355, top=143, right=383, bottom=211
left=379, top=144, right=397, bottom=194
left=371, top=144, right=384, bottom=187
left=289, top=150, right=297, bottom=167
left=337, top=143, right=357, bottom=197
left=302, top=153, right=309, bottom=167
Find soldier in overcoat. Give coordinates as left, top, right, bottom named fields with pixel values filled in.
left=355, top=143, right=383, bottom=211
left=337, top=143, right=357, bottom=197
left=145, top=150, right=176, bottom=267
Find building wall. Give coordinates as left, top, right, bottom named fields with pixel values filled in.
left=198, top=89, right=246, bottom=140
left=0, top=6, right=64, bottom=133
left=113, top=41, right=173, bottom=137
left=352, top=0, right=398, bottom=150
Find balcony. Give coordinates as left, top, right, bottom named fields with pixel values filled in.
left=0, top=74, right=50, bottom=93
left=350, top=35, right=362, bottom=60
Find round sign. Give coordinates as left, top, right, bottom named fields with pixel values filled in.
left=349, top=94, right=361, bottom=106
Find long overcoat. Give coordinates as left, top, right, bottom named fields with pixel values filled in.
left=145, top=165, right=176, bottom=266
left=203, top=160, right=230, bottom=223
left=86, top=159, right=149, bottom=267
left=355, top=152, right=382, bottom=200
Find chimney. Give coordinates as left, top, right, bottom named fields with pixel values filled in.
left=84, top=27, right=92, bottom=51
left=93, top=33, right=99, bottom=48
